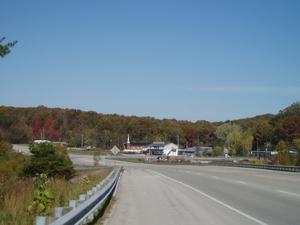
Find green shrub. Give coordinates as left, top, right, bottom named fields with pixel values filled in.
left=213, top=146, right=224, bottom=156
left=22, top=143, right=75, bottom=179
left=0, top=141, right=26, bottom=175
left=28, top=174, right=54, bottom=216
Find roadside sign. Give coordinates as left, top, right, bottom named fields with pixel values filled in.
left=111, top=145, right=120, bottom=155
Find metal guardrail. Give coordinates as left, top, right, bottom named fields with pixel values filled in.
left=211, top=163, right=300, bottom=172
left=108, top=156, right=300, bottom=172
left=36, top=167, right=122, bottom=225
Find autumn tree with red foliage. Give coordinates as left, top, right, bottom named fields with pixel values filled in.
left=33, top=119, right=42, bottom=139
left=44, top=117, right=60, bottom=141
left=32, top=116, right=60, bottom=141
left=183, top=124, right=197, bottom=147
left=0, top=103, right=299, bottom=162
left=275, top=116, right=300, bottom=143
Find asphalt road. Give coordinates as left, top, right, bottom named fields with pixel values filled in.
left=68, top=154, right=300, bottom=225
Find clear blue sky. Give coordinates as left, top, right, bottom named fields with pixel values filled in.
left=1, top=0, right=300, bottom=121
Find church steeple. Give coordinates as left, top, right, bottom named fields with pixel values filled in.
left=127, top=134, right=130, bottom=145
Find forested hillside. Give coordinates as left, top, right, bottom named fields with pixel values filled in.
left=0, top=103, right=300, bottom=154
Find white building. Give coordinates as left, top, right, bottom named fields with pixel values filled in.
left=148, top=142, right=165, bottom=155
left=33, top=140, right=51, bottom=144
left=148, top=142, right=179, bottom=156
left=163, top=143, right=179, bottom=156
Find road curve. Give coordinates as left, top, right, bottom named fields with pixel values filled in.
left=68, top=154, right=300, bottom=225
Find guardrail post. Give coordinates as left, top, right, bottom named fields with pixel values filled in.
left=46, top=167, right=122, bottom=225
left=87, top=190, right=93, bottom=198
left=69, top=200, right=77, bottom=209
left=54, top=207, right=63, bottom=219
left=36, top=216, right=53, bottom=225
left=36, top=216, right=47, bottom=225
left=53, top=206, right=73, bottom=220
left=79, top=194, right=87, bottom=201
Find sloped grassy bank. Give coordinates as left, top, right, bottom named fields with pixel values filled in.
left=0, top=142, right=112, bottom=225
left=0, top=167, right=112, bottom=225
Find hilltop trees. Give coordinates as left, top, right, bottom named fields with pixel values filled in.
left=0, top=103, right=300, bottom=162
left=222, top=129, right=253, bottom=156
left=277, top=102, right=300, bottom=118
left=215, top=123, right=242, bottom=155
left=274, top=116, right=300, bottom=143
left=0, top=36, right=17, bottom=58
left=215, top=123, right=241, bottom=142
left=182, top=123, right=197, bottom=147
left=226, top=130, right=242, bottom=156
left=253, top=121, right=273, bottom=148
left=194, top=120, right=217, bottom=146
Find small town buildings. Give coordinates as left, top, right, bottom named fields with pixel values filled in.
left=148, top=142, right=165, bottom=155
left=178, top=146, right=213, bottom=157
left=123, top=134, right=214, bottom=157
left=33, top=140, right=68, bottom=146
left=163, top=143, right=179, bottom=156
left=178, top=147, right=197, bottom=156
left=123, top=141, right=149, bottom=154
left=197, top=146, right=213, bottom=156
left=123, top=134, right=149, bottom=154
left=148, top=142, right=179, bottom=156
left=33, top=140, right=51, bottom=144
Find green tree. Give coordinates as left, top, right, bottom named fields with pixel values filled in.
left=22, top=143, right=74, bottom=179
left=241, top=131, right=254, bottom=156
left=215, top=123, right=241, bottom=143
left=275, top=140, right=290, bottom=165
left=293, top=138, right=300, bottom=166
left=0, top=36, right=17, bottom=58
left=254, top=121, right=273, bottom=148
left=226, top=131, right=242, bottom=156
left=275, top=116, right=300, bottom=143
left=194, top=120, right=217, bottom=146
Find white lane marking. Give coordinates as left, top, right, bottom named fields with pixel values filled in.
left=150, top=170, right=268, bottom=225
left=236, top=180, right=248, bottom=185
left=211, top=176, right=220, bottom=179
left=277, top=190, right=300, bottom=198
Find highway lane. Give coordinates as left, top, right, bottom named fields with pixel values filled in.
left=149, top=166, right=300, bottom=225
left=105, top=168, right=261, bottom=225
left=68, top=154, right=300, bottom=225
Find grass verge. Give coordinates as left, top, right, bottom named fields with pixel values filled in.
left=0, top=167, right=112, bottom=225
left=67, top=148, right=113, bottom=156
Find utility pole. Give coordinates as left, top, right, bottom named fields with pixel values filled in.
left=40, top=128, right=45, bottom=140
left=177, top=134, right=180, bottom=148
left=81, top=134, right=84, bottom=147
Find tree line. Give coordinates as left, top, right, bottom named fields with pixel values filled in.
left=0, top=103, right=300, bottom=160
